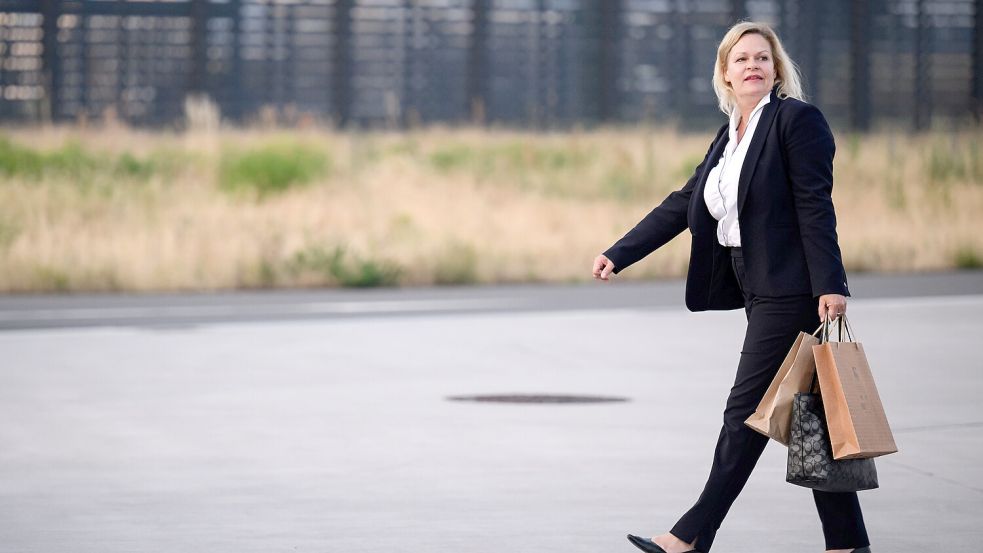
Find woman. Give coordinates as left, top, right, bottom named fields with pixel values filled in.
left=591, top=22, right=871, bottom=553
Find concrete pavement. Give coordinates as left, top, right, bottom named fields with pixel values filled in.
left=0, top=284, right=980, bottom=551
left=0, top=269, right=981, bottom=330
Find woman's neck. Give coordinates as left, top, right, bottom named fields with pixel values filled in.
left=735, top=92, right=768, bottom=130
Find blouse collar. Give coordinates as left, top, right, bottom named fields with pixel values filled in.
left=728, top=92, right=772, bottom=143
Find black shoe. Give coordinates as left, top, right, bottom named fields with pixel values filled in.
left=626, top=534, right=697, bottom=553
left=852, top=548, right=872, bottom=553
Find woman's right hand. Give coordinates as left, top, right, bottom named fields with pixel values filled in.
left=592, top=254, right=616, bottom=281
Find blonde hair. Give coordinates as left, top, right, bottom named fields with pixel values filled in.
left=712, top=21, right=805, bottom=116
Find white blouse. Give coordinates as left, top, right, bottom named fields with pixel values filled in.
left=703, top=93, right=771, bottom=247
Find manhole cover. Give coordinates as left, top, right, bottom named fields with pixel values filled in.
left=447, top=394, right=628, bottom=404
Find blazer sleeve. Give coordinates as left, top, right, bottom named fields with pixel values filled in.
left=783, top=103, right=850, bottom=297
left=602, top=124, right=727, bottom=275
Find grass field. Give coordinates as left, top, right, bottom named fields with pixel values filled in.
left=1, top=124, right=981, bottom=293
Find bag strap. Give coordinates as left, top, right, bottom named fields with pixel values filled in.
left=812, top=318, right=837, bottom=394
left=812, top=314, right=858, bottom=394
left=841, top=314, right=856, bottom=342
left=820, top=314, right=855, bottom=343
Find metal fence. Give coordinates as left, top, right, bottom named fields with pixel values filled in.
left=0, top=0, right=980, bottom=131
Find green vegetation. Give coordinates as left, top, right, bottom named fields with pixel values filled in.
left=428, top=144, right=473, bottom=172
left=32, top=265, right=71, bottom=291
left=0, top=219, right=19, bottom=251
left=970, top=137, right=983, bottom=184
left=286, top=244, right=401, bottom=287
left=115, top=152, right=158, bottom=179
left=433, top=242, right=478, bottom=285
left=954, top=246, right=982, bottom=269
left=924, top=137, right=983, bottom=187
left=846, top=132, right=862, bottom=161
left=926, top=141, right=965, bottom=184
left=0, top=136, right=171, bottom=183
left=428, top=141, right=662, bottom=200
left=0, top=136, right=45, bottom=178
left=429, top=141, right=591, bottom=175
left=601, top=167, right=649, bottom=202
left=219, top=142, right=330, bottom=197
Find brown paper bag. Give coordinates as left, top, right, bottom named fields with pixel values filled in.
left=745, top=329, right=820, bottom=445
left=813, top=317, right=898, bottom=460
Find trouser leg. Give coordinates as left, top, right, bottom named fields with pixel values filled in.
left=670, top=294, right=816, bottom=550
left=670, top=254, right=828, bottom=551
left=814, top=490, right=870, bottom=549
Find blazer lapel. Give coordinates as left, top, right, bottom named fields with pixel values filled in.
left=736, top=87, right=780, bottom=213
left=690, top=126, right=730, bottom=229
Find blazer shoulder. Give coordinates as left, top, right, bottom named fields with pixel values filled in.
left=776, top=96, right=829, bottom=126
left=775, top=96, right=834, bottom=146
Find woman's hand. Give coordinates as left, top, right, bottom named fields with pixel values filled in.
left=818, top=293, right=847, bottom=321
left=592, top=254, right=616, bottom=281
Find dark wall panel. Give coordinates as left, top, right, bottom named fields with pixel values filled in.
left=0, top=0, right=978, bottom=130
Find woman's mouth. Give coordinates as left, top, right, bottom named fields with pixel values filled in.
left=745, top=75, right=763, bottom=81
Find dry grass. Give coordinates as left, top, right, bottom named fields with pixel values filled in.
left=0, top=123, right=981, bottom=293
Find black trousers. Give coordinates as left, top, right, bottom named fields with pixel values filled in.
left=669, top=248, right=870, bottom=552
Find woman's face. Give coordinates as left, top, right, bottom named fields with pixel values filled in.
left=724, top=33, right=776, bottom=104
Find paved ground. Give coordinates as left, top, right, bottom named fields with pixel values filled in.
left=1, top=273, right=981, bottom=552
left=1, top=269, right=982, bottom=331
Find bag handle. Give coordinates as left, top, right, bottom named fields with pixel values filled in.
left=812, top=314, right=859, bottom=393
left=841, top=314, right=856, bottom=342
left=820, top=314, right=855, bottom=344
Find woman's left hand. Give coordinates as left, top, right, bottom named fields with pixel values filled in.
left=818, top=294, right=847, bottom=321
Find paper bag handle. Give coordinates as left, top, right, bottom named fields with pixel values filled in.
left=840, top=314, right=856, bottom=341
left=820, top=315, right=855, bottom=344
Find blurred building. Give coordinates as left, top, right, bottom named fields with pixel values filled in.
left=0, top=0, right=979, bottom=130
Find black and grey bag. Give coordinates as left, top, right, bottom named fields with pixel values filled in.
left=786, top=392, right=879, bottom=492
left=786, top=319, right=879, bottom=492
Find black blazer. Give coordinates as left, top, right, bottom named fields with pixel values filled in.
left=603, top=86, right=849, bottom=312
